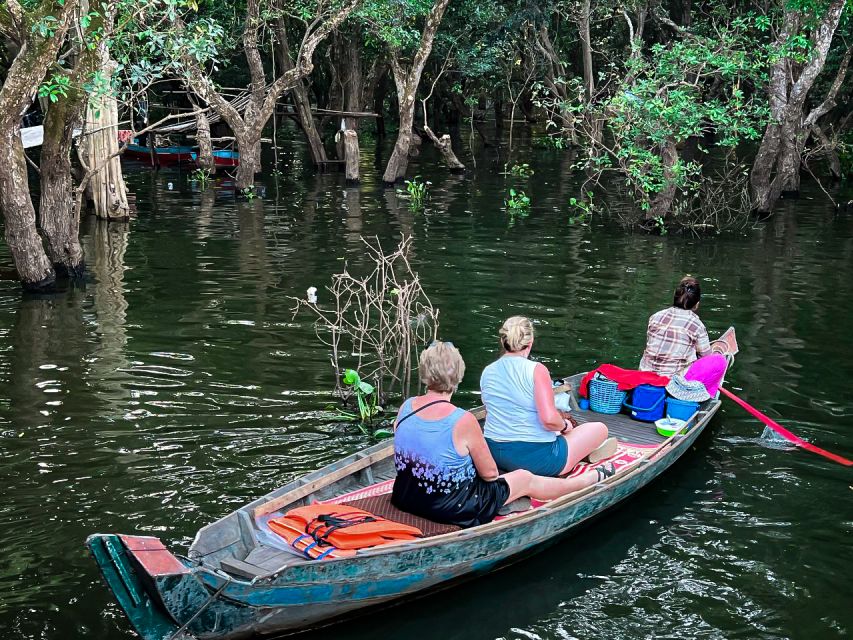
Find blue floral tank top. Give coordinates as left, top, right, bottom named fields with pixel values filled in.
left=393, top=398, right=476, bottom=494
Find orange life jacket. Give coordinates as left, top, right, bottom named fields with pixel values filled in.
left=269, top=504, right=423, bottom=560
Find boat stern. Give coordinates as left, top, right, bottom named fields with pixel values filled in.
left=86, top=534, right=190, bottom=640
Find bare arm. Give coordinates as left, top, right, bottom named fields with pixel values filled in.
left=454, top=412, right=499, bottom=481
left=534, top=363, right=568, bottom=432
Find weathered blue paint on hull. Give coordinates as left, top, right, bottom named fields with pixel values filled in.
left=90, top=402, right=719, bottom=640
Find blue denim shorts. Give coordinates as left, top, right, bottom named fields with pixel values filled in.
left=485, top=437, right=569, bottom=477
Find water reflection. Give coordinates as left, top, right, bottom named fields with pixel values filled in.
left=0, top=137, right=851, bottom=638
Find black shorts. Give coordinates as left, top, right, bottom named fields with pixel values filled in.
left=391, top=474, right=511, bottom=528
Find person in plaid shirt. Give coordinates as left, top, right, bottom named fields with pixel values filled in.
left=640, top=277, right=727, bottom=396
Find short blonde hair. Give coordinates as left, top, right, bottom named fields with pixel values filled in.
left=419, top=341, right=465, bottom=392
left=499, top=316, right=534, bottom=352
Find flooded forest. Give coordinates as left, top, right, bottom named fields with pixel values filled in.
left=1, top=0, right=852, bottom=639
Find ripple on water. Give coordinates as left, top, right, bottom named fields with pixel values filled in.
left=0, top=148, right=851, bottom=639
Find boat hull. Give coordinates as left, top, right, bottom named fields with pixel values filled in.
left=124, top=144, right=195, bottom=166
left=191, top=150, right=240, bottom=168
left=87, top=401, right=718, bottom=639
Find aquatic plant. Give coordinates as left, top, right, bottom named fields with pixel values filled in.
left=508, top=163, right=534, bottom=178
left=568, top=191, right=596, bottom=224
left=191, top=168, right=212, bottom=188
left=290, top=235, right=439, bottom=404
left=505, top=189, right=531, bottom=216
left=402, top=176, right=431, bottom=210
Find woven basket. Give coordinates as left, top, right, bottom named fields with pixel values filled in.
left=588, top=377, right=627, bottom=414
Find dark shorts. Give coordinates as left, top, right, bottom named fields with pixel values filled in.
left=486, top=437, right=569, bottom=477
left=391, top=474, right=511, bottom=528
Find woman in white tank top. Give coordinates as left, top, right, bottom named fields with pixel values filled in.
left=481, top=316, right=616, bottom=477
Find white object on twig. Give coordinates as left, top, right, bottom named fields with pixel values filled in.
left=307, top=287, right=318, bottom=304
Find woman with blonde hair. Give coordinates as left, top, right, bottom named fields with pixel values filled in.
left=480, top=316, right=616, bottom=477
left=391, top=341, right=613, bottom=527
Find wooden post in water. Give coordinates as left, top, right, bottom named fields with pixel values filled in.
left=194, top=109, right=216, bottom=174
left=344, top=129, right=360, bottom=184
left=83, top=57, right=130, bottom=221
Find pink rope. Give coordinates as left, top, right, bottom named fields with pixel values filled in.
left=720, top=387, right=852, bottom=467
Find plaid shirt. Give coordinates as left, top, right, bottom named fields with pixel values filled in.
left=639, top=307, right=711, bottom=375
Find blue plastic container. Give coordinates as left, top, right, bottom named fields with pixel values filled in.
left=666, top=397, right=699, bottom=421
left=624, top=384, right=666, bottom=422
left=588, top=377, right=626, bottom=414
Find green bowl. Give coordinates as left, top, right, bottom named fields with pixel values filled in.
left=655, top=417, right=687, bottom=437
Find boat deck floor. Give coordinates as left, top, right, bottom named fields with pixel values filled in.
left=574, top=409, right=667, bottom=445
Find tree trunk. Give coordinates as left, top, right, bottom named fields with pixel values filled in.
left=39, top=95, right=85, bottom=277
left=275, top=17, right=328, bottom=167
left=0, top=0, right=78, bottom=288
left=778, top=118, right=805, bottom=196
left=338, top=30, right=364, bottom=131
left=235, top=133, right=262, bottom=191
left=750, top=0, right=846, bottom=213
left=578, top=0, right=594, bottom=102
left=811, top=124, right=842, bottom=179
left=0, top=127, right=55, bottom=289
left=384, top=89, right=416, bottom=183
left=83, top=57, right=130, bottom=220
left=647, top=140, right=679, bottom=220
left=424, top=125, right=465, bottom=172
left=344, top=129, right=360, bottom=183
left=195, top=110, right=216, bottom=173
left=382, top=0, right=453, bottom=184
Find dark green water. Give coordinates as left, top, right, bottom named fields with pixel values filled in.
left=1, top=135, right=851, bottom=639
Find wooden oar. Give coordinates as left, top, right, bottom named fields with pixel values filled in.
left=720, top=387, right=853, bottom=467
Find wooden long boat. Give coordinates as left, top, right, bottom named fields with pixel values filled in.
left=124, top=143, right=196, bottom=166
left=191, top=149, right=241, bottom=168
left=87, top=338, right=736, bottom=640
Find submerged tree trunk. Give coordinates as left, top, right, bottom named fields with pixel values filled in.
left=194, top=109, right=216, bottom=173
left=0, top=0, right=78, bottom=289
left=234, top=131, right=262, bottom=189
left=384, top=82, right=417, bottom=183
left=647, top=140, right=679, bottom=220
left=82, top=57, right=130, bottom=220
left=424, top=126, right=465, bottom=172
left=344, top=129, right=360, bottom=182
left=0, top=128, right=56, bottom=288
left=40, top=93, right=85, bottom=276
left=275, top=18, right=328, bottom=168
left=382, top=0, right=453, bottom=184
left=750, top=0, right=846, bottom=213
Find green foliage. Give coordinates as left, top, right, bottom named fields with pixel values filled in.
left=333, top=368, right=389, bottom=437
left=342, top=369, right=380, bottom=424
left=532, top=135, right=568, bottom=150
left=568, top=192, right=596, bottom=225
left=508, top=163, right=534, bottom=177
left=505, top=188, right=531, bottom=216
left=38, top=73, right=71, bottom=103
left=580, top=18, right=769, bottom=218
left=401, top=176, right=430, bottom=211
left=191, top=168, right=212, bottom=187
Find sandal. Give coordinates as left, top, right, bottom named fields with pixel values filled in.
left=594, top=462, right=617, bottom=482
left=586, top=437, right=618, bottom=464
